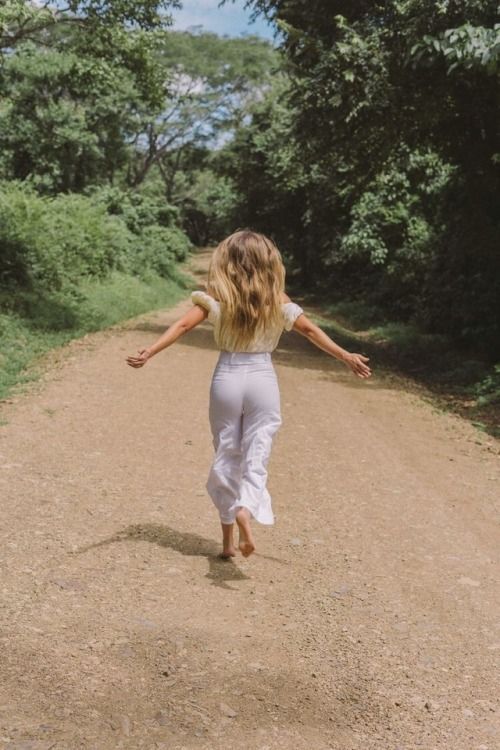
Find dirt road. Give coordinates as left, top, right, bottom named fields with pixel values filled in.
left=1, top=249, right=499, bottom=750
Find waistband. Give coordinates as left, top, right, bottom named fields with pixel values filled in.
left=217, top=351, right=272, bottom=365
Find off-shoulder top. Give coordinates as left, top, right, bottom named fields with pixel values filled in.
left=191, top=290, right=304, bottom=353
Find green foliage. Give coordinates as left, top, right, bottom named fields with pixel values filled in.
left=135, top=225, right=191, bottom=274
left=0, top=0, right=179, bottom=51
left=230, top=0, right=500, bottom=355
left=0, top=15, right=225, bottom=401
left=73, top=269, right=187, bottom=331
left=0, top=42, right=147, bottom=192
left=221, top=75, right=309, bottom=268
left=0, top=181, right=191, bottom=329
left=0, top=312, right=66, bottom=395
left=338, top=149, right=456, bottom=317
left=0, top=19, right=277, bottom=266
left=63, top=0, right=179, bottom=29
left=127, top=31, right=279, bottom=188
left=340, top=150, right=447, bottom=266
left=474, top=365, right=500, bottom=407
left=411, top=23, right=500, bottom=74
left=0, top=182, right=132, bottom=293
left=179, top=169, right=240, bottom=245
left=89, top=186, right=192, bottom=272
left=323, top=300, right=387, bottom=331
left=90, top=186, right=180, bottom=234
left=0, top=271, right=186, bottom=400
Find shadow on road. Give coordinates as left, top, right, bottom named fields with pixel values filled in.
left=72, top=522, right=251, bottom=590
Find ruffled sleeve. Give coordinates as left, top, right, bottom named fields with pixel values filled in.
left=282, top=301, right=304, bottom=331
left=191, top=290, right=220, bottom=325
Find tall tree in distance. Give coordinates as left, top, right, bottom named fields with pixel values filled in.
left=0, top=0, right=181, bottom=191
left=0, top=0, right=179, bottom=51
left=126, top=31, right=278, bottom=191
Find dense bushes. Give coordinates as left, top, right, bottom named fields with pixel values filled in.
left=0, top=181, right=191, bottom=329
left=0, top=183, right=131, bottom=292
left=90, top=186, right=192, bottom=273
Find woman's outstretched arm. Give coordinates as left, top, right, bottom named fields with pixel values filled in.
left=125, top=304, right=208, bottom=368
left=291, top=308, right=371, bottom=379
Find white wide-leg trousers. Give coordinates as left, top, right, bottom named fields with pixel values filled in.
left=206, top=351, right=282, bottom=525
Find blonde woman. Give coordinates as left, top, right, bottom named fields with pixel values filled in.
left=126, top=230, right=371, bottom=558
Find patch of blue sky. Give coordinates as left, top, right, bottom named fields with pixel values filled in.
left=41, top=1, right=276, bottom=40
left=171, top=0, right=276, bottom=41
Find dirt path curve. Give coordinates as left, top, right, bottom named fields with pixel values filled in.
left=1, top=248, right=499, bottom=750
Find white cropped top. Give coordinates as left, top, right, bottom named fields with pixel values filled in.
left=191, top=290, right=304, bottom=353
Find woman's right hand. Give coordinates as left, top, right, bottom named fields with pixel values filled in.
left=126, top=348, right=152, bottom=368
left=343, top=352, right=371, bottom=378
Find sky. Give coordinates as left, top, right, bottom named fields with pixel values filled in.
left=171, top=0, right=276, bottom=40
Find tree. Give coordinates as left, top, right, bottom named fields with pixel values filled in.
left=0, top=43, right=143, bottom=191
left=126, top=31, right=279, bottom=190
left=0, top=1, right=181, bottom=191
left=0, top=0, right=179, bottom=51
left=229, top=0, right=500, bottom=350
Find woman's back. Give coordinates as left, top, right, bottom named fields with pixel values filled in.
left=191, top=289, right=304, bottom=353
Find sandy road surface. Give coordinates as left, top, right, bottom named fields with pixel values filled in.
left=0, top=248, right=499, bottom=750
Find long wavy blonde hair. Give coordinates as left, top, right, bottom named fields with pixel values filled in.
left=207, top=229, right=286, bottom=350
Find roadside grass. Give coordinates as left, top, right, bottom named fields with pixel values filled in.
left=298, top=296, right=499, bottom=439
left=0, top=268, right=192, bottom=402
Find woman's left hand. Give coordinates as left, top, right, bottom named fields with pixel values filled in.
left=126, top=348, right=152, bottom=368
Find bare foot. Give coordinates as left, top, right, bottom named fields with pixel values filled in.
left=219, top=547, right=236, bottom=560
left=236, top=508, right=255, bottom=557
left=220, top=522, right=236, bottom=559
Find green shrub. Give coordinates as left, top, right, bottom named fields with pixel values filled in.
left=0, top=181, right=133, bottom=294
left=132, top=225, right=191, bottom=277
left=474, top=364, right=500, bottom=407
left=0, top=181, right=192, bottom=329
left=89, top=186, right=181, bottom=234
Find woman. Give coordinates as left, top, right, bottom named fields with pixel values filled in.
left=126, top=230, right=371, bottom=558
